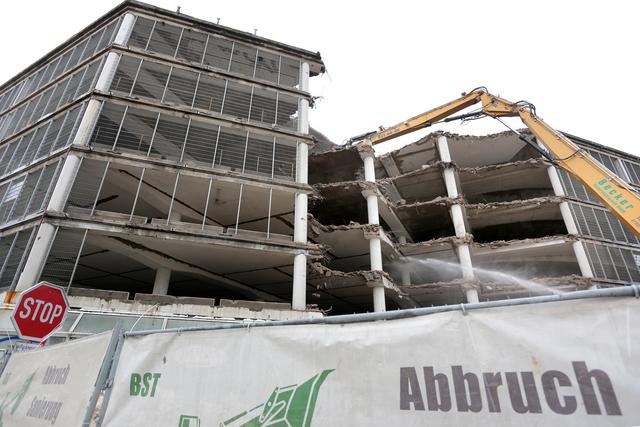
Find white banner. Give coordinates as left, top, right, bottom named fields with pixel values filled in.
left=101, top=297, right=639, bottom=427
left=0, top=331, right=113, bottom=426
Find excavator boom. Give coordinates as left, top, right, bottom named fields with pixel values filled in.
left=361, top=88, right=640, bottom=236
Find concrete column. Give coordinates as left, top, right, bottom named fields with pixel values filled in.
left=15, top=223, right=57, bottom=291
left=369, top=238, right=383, bottom=270
left=113, top=13, right=136, bottom=46
left=291, top=62, right=310, bottom=311
left=546, top=166, right=594, bottom=278
left=450, top=204, right=467, bottom=238
left=366, top=194, right=379, bottom=225
left=95, top=52, right=121, bottom=93
left=15, top=71, right=116, bottom=292
left=438, top=136, right=478, bottom=303
left=457, top=244, right=479, bottom=303
left=443, top=168, right=458, bottom=198
left=362, top=151, right=386, bottom=312
left=152, top=267, right=171, bottom=295
left=151, top=212, right=183, bottom=295
left=372, top=287, right=386, bottom=312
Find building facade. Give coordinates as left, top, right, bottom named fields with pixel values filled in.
left=0, top=1, right=638, bottom=325
left=0, top=1, right=324, bottom=315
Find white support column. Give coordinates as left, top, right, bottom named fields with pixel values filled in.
left=151, top=212, right=182, bottom=295
left=291, top=62, right=310, bottom=311
left=438, top=136, right=478, bottom=303
left=95, top=52, right=121, bottom=93
left=457, top=244, right=479, bottom=303
left=546, top=165, right=594, bottom=278
left=15, top=67, right=117, bottom=292
left=15, top=223, right=57, bottom=292
left=362, top=150, right=386, bottom=312
left=152, top=267, right=171, bottom=295
left=450, top=204, right=467, bottom=238
left=113, top=13, right=136, bottom=46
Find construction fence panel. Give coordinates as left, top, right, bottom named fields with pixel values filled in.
left=0, top=331, right=115, bottom=426
left=99, top=296, right=639, bottom=427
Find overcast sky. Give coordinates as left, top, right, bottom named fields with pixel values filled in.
left=2, top=1, right=638, bottom=155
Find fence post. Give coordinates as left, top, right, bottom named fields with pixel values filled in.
left=0, top=350, right=12, bottom=379
left=83, top=323, right=125, bottom=426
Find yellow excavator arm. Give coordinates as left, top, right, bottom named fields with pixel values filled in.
left=357, top=88, right=640, bottom=236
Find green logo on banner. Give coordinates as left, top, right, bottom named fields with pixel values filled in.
left=0, top=371, right=35, bottom=427
left=179, top=414, right=201, bottom=427
left=220, top=369, right=333, bottom=427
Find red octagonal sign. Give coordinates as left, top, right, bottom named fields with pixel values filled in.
left=11, top=282, right=69, bottom=342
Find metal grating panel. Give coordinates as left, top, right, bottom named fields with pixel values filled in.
left=0, top=17, right=119, bottom=116
left=39, top=228, right=85, bottom=287
left=127, top=14, right=302, bottom=88
left=0, top=228, right=36, bottom=289
left=66, top=159, right=109, bottom=211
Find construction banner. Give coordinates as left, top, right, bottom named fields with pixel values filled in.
left=0, top=331, right=113, bottom=426
left=101, top=297, right=639, bottom=427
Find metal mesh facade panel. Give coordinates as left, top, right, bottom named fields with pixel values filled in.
left=0, top=227, right=37, bottom=289
left=127, top=15, right=302, bottom=88
left=90, top=102, right=298, bottom=181
left=583, top=241, right=640, bottom=283
left=0, top=103, right=86, bottom=179
left=111, top=55, right=299, bottom=130
left=622, top=159, right=640, bottom=186
left=66, top=159, right=109, bottom=212
left=569, top=202, right=640, bottom=246
left=39, top=228, right=86, bottom=288
left=0, top=160, right=62, bottom=228
left=0, top=17, right=119, bottom=116
left=557, top=169, right=601, bottom=205
left=0, top=57, right=102, bottom=143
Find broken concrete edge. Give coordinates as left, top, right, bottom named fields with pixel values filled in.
left=307, top=214, right=381, bottom=237
left=399, top=274, right=592, bottom=293
left=134, top=293, right=215, bottom=307
left=393, top=195, right=465, bottom=209
left=61, top=292, right=324, bottom=319
left=459, top=158, right=551, bottom=175
left=395, top=235, right=578, bottom=256
left=376, top=160, right=455, bottom=184
left=397, top=234, right=474, bottom=250
left=218, top=299, right=291, bottom=312
left=309, top=180, right=379, bottom=204
left=465, top=196, right=566, bottom=210
left=309, top=262, right=405, bottom=294
left=394, top=195, right=566, bottom=211
left=68, top=287, right=130, bottom=300
left=312, top=180, right=377, bottom=192
left=379, top=130, right=532, bottom=160
left=472, top=234, right=578, bottom=249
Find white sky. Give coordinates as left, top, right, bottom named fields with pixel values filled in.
left=2, top=1, right=639, bottom=155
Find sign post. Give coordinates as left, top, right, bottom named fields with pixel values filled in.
left=11, top=281, right=69, bottom=342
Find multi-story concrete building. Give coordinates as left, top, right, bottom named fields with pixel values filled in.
left=1, top=0, right=639, bottom=339
left=0, top=0, right=326, bottom=324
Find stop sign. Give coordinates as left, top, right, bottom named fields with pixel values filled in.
left=11, top=282, right=69, bottom=342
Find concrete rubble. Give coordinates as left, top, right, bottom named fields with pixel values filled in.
left=307, top=128, right=632, bottom=309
